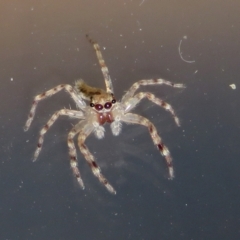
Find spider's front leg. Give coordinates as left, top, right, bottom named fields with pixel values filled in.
left=77, top=122, right=116, bottom=194
left=24, top=84, right=86, bottom=131
left=123, top=92, right=180, bottom=126
left=121, top=113, right=174, bottom=179
left=122, top=78, right=185, bottom=103
left=32, top=109, right=84, bottom=161
left=86, top=34, right=114, bottom=94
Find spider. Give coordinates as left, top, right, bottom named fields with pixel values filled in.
left=24, top=35, right=185, bottom=194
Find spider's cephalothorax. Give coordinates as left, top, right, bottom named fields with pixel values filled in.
left=75, top=79, right=117, bottom=125
left=24, top=35, right=185, bottom=194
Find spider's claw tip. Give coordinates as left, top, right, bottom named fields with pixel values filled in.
left=111, top=188, right=117, bottom=195
left=168, top=174, right=175, bottom=180
left=23, top=126, right=29, bottom=132
left=76, top=177, right=85, bottom=190
left=111, top=190, right=117, bottom=195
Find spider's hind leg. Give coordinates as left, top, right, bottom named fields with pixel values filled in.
left=77, top=122, right=116, bottom=194
left=121, top=113, right=174, bottom=179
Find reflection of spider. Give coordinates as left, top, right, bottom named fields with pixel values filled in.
left=24, top=35, right=185, bottom=194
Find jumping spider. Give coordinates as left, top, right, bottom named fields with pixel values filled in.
left=24, top=35, right=185, bottom=194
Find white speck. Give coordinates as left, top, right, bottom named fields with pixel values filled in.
left=103, top=47, right=106, bottom=50
left=120, top=34, right=123, bottom=37
left=194, top=70, right=198, bottom=74
left=31, top=7, right=34, bottom=11
left=124, top=46, right=127, bottom=49
left=10, top=78, right=13, bottom=81
left=229, top=84, right=236, bottom=89
left=34, top=67, right=37, bottom=70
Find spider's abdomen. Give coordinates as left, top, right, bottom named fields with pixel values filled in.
left=98, top=112, right=114, bottom=125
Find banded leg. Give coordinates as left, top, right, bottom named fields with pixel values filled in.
left=24, top=84, right=85, bottom=131
left=122, top=79, right=185, bottom=103
left=77, top=123, right=116, bottom=194
left=124, top=92, right=180, bottom=126
left=121, top=113, right=174, bottom=179
left=33, top=109, right=84, bottom=161
left=67, top=123, right=85, bottom=189
left=86, top=34, right=114, bottom=94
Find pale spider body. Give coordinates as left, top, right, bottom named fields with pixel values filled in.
left=24, top=35, right=185, bottom=194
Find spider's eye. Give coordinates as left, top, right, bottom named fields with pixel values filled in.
left=112, top=99, right=116, bottom=104
left=90, top=103, right=95, bottom=107
left=95, top=104, right=103, bottom=111
left=104, top=102, right=112, bottom=109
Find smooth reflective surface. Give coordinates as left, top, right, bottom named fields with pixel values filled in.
left=1, top=1, right=240, bottom=239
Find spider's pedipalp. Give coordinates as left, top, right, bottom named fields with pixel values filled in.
left=86, top=34, right=114, bottom=94
left=121, top=112, right=174, bottom=179
left=24, top=84, right=86, bottom=131
left=33, top=109, right=85, bottom=161
left=124, top=92, right=181, bottom=126
left=122, top=78, right=185, bottom=103
left=77, top=123, right=116, bottom=194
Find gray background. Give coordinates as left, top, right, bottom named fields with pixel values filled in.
left=1, top=0, right=240, bottom=239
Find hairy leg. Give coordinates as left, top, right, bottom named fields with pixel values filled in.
left=122, top=78, right=185, bottom=103
left=121, top=112, right=174, bottom=179
left=124, top=92, right=180, bottom=126
left=33, top=109, right=84, bottom=161
left=86, top=34, right=114, bottom=94
left=24, top=84, right=85, bottom=131
left=77, top=122, right=116, bottom=194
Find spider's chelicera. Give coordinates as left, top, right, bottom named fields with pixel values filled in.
left=24, top=35, right=185, bottom=194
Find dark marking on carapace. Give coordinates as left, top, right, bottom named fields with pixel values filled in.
left=37, top=143, right=42, bottom=148
left=79, top=87, right=101, bottom=96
